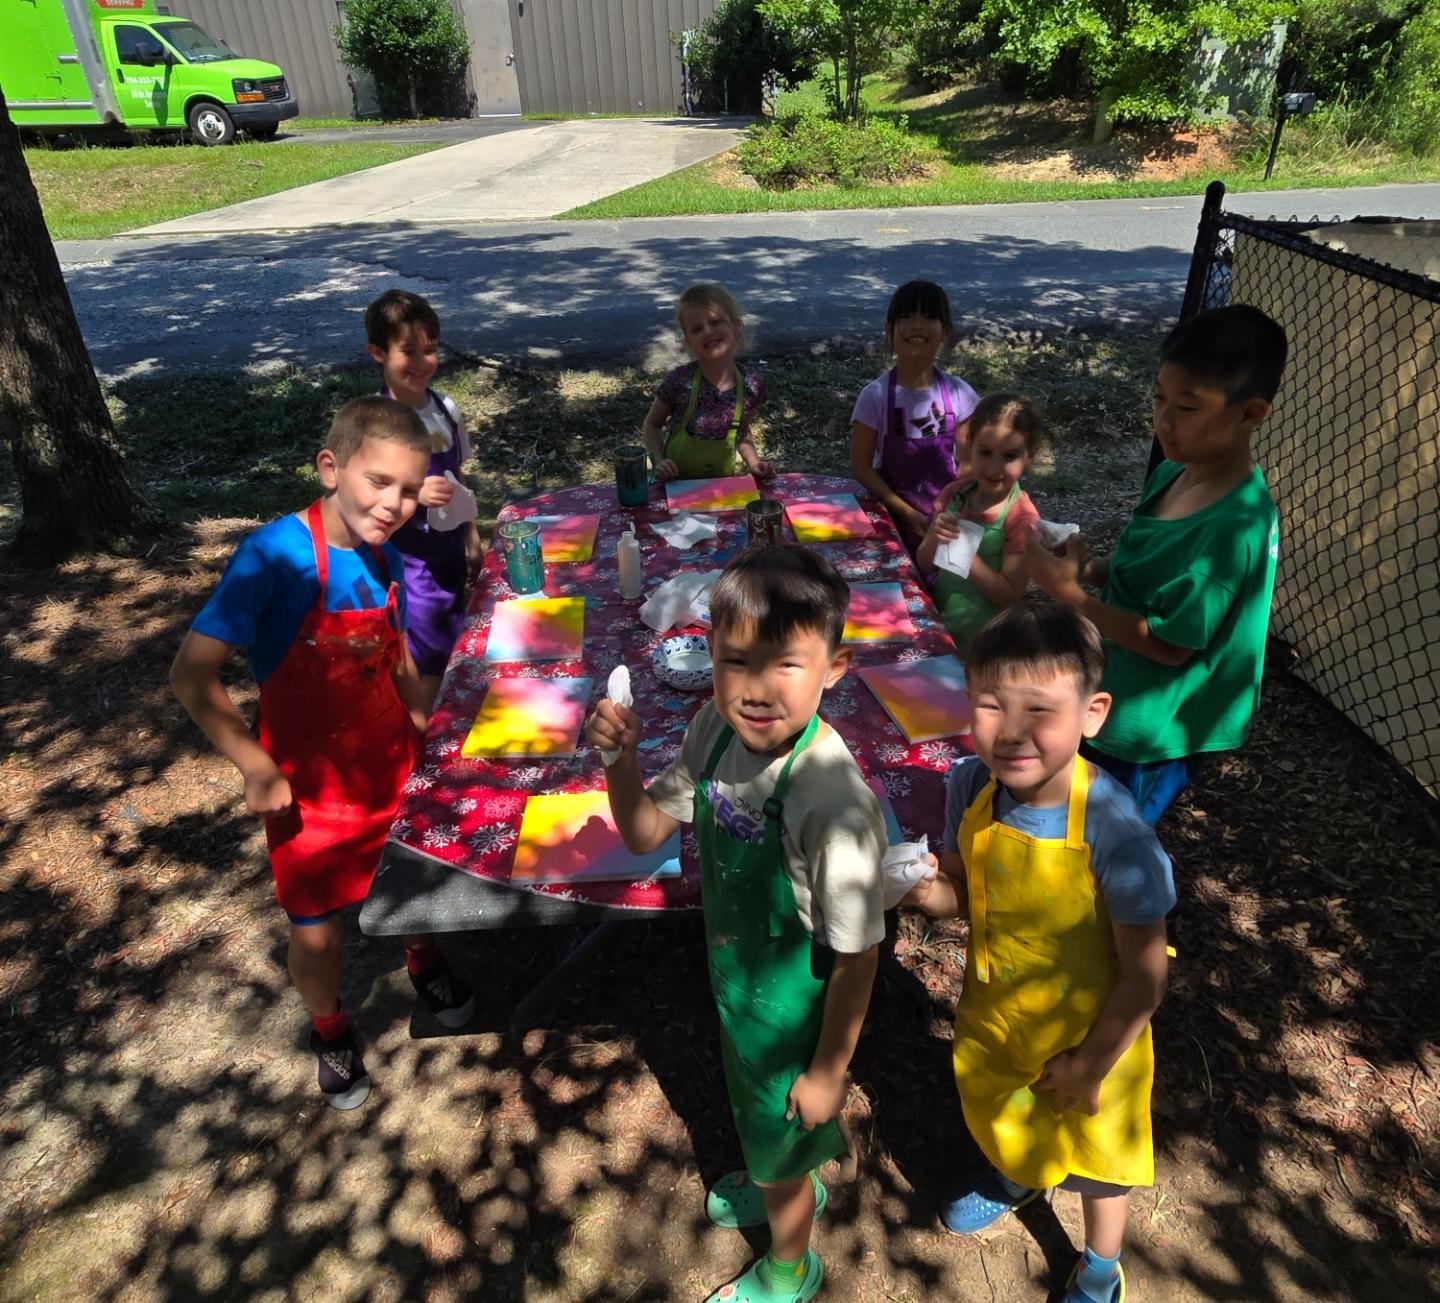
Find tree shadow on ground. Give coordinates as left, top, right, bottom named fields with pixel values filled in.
left=1, top=355, right=1437, bottom=1300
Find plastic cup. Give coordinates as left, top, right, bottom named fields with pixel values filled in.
left=746, top=498, right=784, bottom=546
left=498, top=520, right=544, bottom=594
left=614, top=445, right=650, bottom=508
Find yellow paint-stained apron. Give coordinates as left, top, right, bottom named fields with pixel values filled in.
left=953, top=756, right=1154, bottom=1190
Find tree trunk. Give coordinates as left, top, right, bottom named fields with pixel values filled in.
left=0, top=91, right=160, bottom=561
left=408, top=76, right=419, bottom=120
left=845, top=20, right=859, bottom=121
left=1092, top=87, right=1117, bottom=144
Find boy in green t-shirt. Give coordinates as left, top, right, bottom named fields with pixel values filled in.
left=1028, top=305, right=1287, bottom=824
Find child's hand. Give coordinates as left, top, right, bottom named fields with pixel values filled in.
left=1026, top=533, right=1086, bottom=604
left=1034, top=1049, right=1103, bottom=1116
left=786, top=1067, right=846, bottom=1131
left=585, top=698, right=640, bottom=759
left=899, top=504, right=929, bottom=545
left=900, top=853, right=942, bottom=908
left=748, top=458, right=777, bottom=479
left=243, top=759, right=293, bottom=818
left=419, top=475, right=454, bottom=508
left=652, top=458, right=680, bottom=483
left=926, top=510, right=962, bottom=544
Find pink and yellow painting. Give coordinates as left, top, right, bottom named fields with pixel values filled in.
left=665, top=476, right=760, bottom=513
left=785, top=494, right=875, bottom=542
left=857, top=656, right=971, bottom=743
left=461, top=676, right=592, bottom=758
left=511, top=789, right=682, bottom=885
left=485, top=596, right=585, bottom=663
left=843, top=582, right=915, bottom=643
left=528, top=514, right=602, bottom=564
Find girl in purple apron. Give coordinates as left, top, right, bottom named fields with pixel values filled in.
left=848, top=280, right=980, bottom=549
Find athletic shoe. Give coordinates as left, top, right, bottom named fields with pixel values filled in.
left=309, top=1026, right=371, bottom=1110
left=410, top=958, right=476, bottom=1029
left=939, top=1166, right=1040, bottom=1234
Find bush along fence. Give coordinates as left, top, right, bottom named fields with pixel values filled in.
left=1178, top=180, right=1440, bottom=799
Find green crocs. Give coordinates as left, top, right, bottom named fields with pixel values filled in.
left=705, top=1250, right=824, bottom=1302
left=705, top=1170, right=827, bottom=1229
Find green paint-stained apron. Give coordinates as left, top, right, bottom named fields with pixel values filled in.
left=934, top=482, right=1018, bottom=654
left=665, top=365, right=745, bottom=478
left=697, top=713, right=845, bottom=1184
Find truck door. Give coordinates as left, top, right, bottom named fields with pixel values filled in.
left=104, top=23, right=176, bottom=128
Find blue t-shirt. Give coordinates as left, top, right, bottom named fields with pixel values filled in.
left=192, top=513, right=408, bottom=685
left=943, top=755, right=1175, bottom=925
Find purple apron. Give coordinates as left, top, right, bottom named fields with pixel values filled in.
left=877, top=367, right=958, bottom=522
left=383, top=387, right=467, bottom=677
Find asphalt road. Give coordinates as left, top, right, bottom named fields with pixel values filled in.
left=56, top=182, right=1440, bottom=377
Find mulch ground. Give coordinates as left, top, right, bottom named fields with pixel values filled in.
left=2, top=463, right=1438, bottom=1300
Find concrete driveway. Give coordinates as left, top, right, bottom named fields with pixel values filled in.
left=131, top=117, right=747, bottom=234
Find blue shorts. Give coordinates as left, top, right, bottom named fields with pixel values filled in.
left=287, top=907, right=342, bottom=926
left=1083, top=746, right=1191, bottom=827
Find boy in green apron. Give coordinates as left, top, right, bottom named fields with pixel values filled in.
left=1028, top=305, right=1287, bottom=825
left=587, top=545, right=886, bottom=1302
left=904, top=604, right=1173, bottom=1303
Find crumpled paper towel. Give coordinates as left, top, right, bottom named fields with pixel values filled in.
left=881, top=839, right=935, bottom=910
left=599, top=664, right=632, bottom=767
left=1035, top=519, right=1080, bottom=550
left=650, top=511, right=720, bottom=549
left=428, top=471, right=477, bottom=532
left=640, top=570, right=723, bottom=632
left=933, top=518, right=986, bottom=579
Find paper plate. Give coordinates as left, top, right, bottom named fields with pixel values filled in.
left=652, top=634, right=712, bottom=691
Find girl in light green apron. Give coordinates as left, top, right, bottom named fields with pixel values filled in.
left=641, top=283, right=777, bottom=483
left=917, top=393, right=1044, bottom=655
left=586, top=545, right=886, bottom=1303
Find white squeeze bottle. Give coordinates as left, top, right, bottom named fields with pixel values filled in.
left=617, top=528, right=643, bottom=599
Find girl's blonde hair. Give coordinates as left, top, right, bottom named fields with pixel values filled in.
left=676, top=283, right=745, bottom=346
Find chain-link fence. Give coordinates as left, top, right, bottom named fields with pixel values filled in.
left=1177, top=181, right=1440, bottom=799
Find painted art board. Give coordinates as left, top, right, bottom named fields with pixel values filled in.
left=461, top=676, right=592, bottom=758
left=785, top=494, right=875, bottom=543
left=527, top=514, right=602, bottom=564
left=843, top=582, right=915, bottom=643
left=484, top=596, right=585, bottom=663
left=510, top=789, right=682, bottom=885
left=857, top=656, right=971, bottom=743
left=665, top=476, right=760, bottom=513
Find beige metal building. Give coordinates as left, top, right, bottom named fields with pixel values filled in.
left=161, top=0, right=718, bottom=120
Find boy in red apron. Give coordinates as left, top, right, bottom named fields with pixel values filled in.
left=587, top=546, right=886, bottom=1302
left=905, top=604, right=1174, bottom=1303
left=171, top=396, right=475, bottom=1111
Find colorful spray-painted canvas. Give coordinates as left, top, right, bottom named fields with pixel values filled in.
left=511, top=789, right=682, bottom=885
left=485, top=596, right=585, bottom=663
left=665, top=476, right=760, bottom=513
left=528, top=514, right=602, bottom=564
left=843, top=582, right=915, bottom=643
left=857, top=656, right=971, bottom=743
left=785, top=494, right=875, bottom=542
left=461, top=676, right=592, bottom=758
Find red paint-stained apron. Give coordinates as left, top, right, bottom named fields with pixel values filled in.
left=258, top=500, right=418, bottom=917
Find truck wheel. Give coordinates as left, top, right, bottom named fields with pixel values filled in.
left=188, top=102, right=235, bottom=146
left=248, top=123, right=279, bottom=141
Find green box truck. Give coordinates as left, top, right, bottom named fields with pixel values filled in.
left=3, top=0, right=299, bottom=145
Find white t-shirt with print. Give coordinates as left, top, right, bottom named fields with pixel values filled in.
left=647, top=702, right=886, bottom=953
left=415, top=392, right=470, bottom=461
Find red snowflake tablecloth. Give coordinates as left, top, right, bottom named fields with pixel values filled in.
left=388, top=474, right=971, bottom=911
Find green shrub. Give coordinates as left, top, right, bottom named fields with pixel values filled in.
left=737, top=109, right=936, bottom=187
left=906, top=0, right=990, bottom=87
left=334, top=0, right=469, bottom=119
left=680, top=0, right=814, bottom=113
left=1383, top=2, right=1440, bottom=153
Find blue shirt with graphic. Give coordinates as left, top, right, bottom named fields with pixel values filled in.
left=192, top=513, right=408, bottom=685
left=943, top=755, right=1175, bottom=925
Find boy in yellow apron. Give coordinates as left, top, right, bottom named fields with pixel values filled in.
left=904, top=604, right=1174, bottom=1303
left=588, top=545, right=885, bottom=1302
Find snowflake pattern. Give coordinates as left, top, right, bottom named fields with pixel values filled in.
left=392, top=474, right=967, bottom=911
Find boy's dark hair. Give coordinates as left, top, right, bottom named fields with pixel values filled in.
left=326, top=395, right=431, bottom=465
left=969, top=392, right=1045, bottom=454
left=1160, top=305, right=1288, bottom=403
left=710, top=543, right=849, bottom=652
left=966, top=603, right=1107, bottom=696
left=885, top=280, right=953, bottom=339
left=364, top=289, right=441, bottom=349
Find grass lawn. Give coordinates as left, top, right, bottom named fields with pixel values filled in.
left=26, top=139, right=440, bottom=239
left=563, top=75, right=1440, bottom=219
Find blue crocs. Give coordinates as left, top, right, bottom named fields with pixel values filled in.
left=939, top=1166, right=1040, bottom=1235
left=1065, top=1253, right=1126, bottom=1302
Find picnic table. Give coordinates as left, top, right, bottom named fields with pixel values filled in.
left=360, top=473, right=971, bottom=1022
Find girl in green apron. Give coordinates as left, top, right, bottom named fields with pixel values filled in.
left=641, top=284, right=777, bottom=483
left=917, top=393, right=1044, bottom=655
left=586, top=546, right=886, bottom=1303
